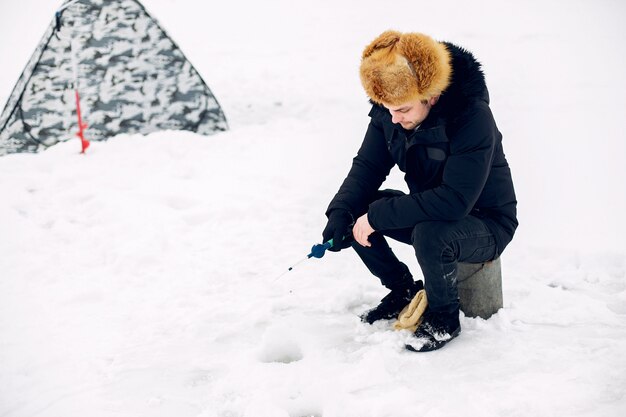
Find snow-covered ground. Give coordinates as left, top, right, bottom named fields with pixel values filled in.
left=1, top=1, right=625, bottom=416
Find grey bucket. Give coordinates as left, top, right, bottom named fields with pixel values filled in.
left=457, top=257, right=503, bottom=319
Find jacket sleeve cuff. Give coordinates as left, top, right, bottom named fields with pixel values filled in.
left=367, top=199, right=386, bottom=230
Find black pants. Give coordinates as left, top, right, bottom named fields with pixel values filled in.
left=351, top=192, right=498, bottom=314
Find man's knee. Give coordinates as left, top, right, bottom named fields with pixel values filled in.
left=411, top=221, right=454, bottom=260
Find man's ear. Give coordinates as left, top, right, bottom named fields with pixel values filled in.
left=429, top=95, right=440, bottom=106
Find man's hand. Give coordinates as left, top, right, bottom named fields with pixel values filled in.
left=322, top=210, right=354, bottom=252
left=353, top=213, right=375, bottom=247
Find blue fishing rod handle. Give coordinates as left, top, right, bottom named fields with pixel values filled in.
left=309, top=239, right=334, bottom=259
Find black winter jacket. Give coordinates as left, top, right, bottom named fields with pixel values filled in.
left=327, top=42, right=518, bottom=254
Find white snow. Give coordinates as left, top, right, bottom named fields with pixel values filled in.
left=1, top=0, right=626, bottom=416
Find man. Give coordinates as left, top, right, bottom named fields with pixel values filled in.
left=322, top=31, right=518, bottom=352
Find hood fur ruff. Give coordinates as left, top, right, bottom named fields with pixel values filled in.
left=359, top=31, right=452, bottom=106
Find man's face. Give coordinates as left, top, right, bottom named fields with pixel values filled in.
left=384, top=97, right=437, bottom=130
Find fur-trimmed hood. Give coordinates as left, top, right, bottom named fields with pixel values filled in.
left=433, top=42, right=489, bottom=119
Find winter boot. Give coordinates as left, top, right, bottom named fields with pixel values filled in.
left=405, top=308, right=461, bottom=352
left=361, top=279, right=424, bottom=324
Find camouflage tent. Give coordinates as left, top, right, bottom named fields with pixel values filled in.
left=0, top=0, right=228, bottom=156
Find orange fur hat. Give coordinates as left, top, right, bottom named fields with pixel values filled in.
left=359, top=31, right=452, bottom=106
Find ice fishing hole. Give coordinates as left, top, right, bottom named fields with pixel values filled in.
left=257, top=339, right=303, bottom=364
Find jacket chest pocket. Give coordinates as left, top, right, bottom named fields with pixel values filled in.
left=406, top=144, right=448, bottom=190
left=387, top=125, right=449, bottom=185
left=426, top=146, right=447, bottom=161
